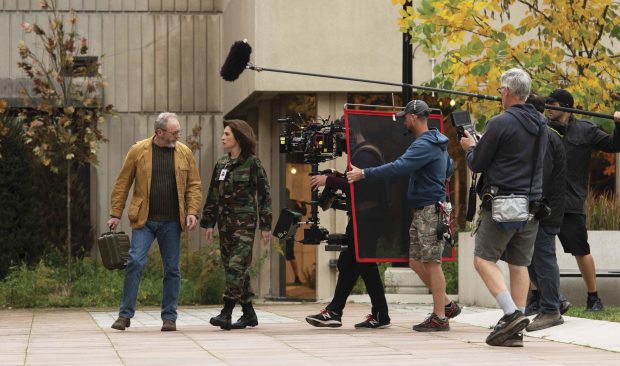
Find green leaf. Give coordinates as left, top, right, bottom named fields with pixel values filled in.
left=468, top=37, right=484, bottom=55
left=471, top=62, right=490, bottom=76
left=418, top=0, right=437, bottom=17
left=611, top=25, right=620, bottom=41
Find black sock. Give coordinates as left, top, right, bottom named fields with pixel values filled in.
left=587, top=292, right=598, bottom=298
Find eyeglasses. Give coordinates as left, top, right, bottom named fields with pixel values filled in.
left=497, top=86, right=507, bottom=94
left=161, top=129, right=181, bottom=137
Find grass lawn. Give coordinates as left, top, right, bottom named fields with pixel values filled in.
left=566, top=306, right=620, bottom=322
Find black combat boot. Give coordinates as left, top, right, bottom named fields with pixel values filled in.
left=210, top=299, right=236, bottom=330
left=231, top=302, right=259, bottom=329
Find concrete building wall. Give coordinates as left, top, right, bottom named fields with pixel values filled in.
left=0, top=3, right=226, bottom=253
left=222, top=0, right=406, bottom=114
left=0, top=0, right=418, bottom=300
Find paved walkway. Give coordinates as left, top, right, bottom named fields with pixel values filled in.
left=1, top=303, right=619, bottom=366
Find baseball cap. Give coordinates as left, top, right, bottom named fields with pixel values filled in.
left=396, top=100, right=430, bottom=117
left=546, top=89, right=574, bottom=108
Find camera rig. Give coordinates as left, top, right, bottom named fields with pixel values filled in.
left=273, top=115, right=349, bottom=251
left=278, top=115, right=346, bottom=163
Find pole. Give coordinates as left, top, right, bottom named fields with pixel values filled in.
left=402, top=16, right=413, bottom=105
left=247, top=64, right=615, bottom=120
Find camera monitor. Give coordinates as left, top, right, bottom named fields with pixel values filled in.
left=451, top=111, right=479, bottom=142
left=273, top=208, right=303, bottom=240
left=345, top=107, right=456, bottom=263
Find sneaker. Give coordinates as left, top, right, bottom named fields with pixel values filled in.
left=445, top=301, right=461, bottom=319
left=525, top=312, right=564, bottom=332
left=485, top=310, right=530, bottom=347
left=354, top=314, right=391, bottom=329
left=305, top=309, right=342, bottom=328
left=412, top=313, right=449, bottom=332
left=111, top=316, right=130, bottom=331
left=559, top=299, right=571, bottom=315
left=294, top=276, right=302, bottom=285
left=586, top=295, right=603, bottom=312
left=161, top=319, right=176, bottom=332
left=524, top=292, right=540, bottom=316
left=498, top=332, right=523, bottom=347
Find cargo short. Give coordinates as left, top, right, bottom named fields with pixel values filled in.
left=474, top=208, right=538, bottom=266
left=409, top=205, right=444, bottom=263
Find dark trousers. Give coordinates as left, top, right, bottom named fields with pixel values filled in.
left=528, top=225, right=561, bottom=314
left=326, top=223, right=389, bottom=319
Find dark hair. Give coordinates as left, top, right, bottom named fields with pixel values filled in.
left=526, top=93, right=546, bottom=113
left=224, top=119, right=257, bottom=156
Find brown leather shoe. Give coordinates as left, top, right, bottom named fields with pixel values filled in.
left=111, top=317, right=130, bottom=331
left=161, top=319, right=177, bottom=332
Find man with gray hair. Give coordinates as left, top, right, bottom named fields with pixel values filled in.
left=108, top=112, right=202, bottom=332
left=460, top=68, right=547, bottom=347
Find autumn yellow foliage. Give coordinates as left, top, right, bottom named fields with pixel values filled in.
left=391, top=0, right=620, bottom=126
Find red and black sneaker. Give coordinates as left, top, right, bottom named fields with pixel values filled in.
left=305, top=309, right=342, bottom=328
left=445, top=301, right=461, bottom=319
left=412, top=313, right=450, bottom=332
left=354, top=314, right=391, bottom=329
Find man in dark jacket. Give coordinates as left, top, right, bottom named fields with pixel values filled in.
left=348, top=99, right=458, bottom=332
left=460, top=68, right=546, bottom=347
left=546, top=89, right=620, bottom=312
left=523, top=95, right=568, bottom=333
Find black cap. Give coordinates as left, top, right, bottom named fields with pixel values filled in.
left=546, top=89, right=574, bottom=109
left=397, top=100, right=430, bottom=117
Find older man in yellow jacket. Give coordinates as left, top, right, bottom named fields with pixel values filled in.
left=107, top=112, right=201, bottom=332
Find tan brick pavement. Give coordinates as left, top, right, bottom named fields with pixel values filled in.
left=1, top=304, right=619, bottom=366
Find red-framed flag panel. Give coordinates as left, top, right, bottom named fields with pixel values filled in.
left=344, top=107, right=456, bottom=263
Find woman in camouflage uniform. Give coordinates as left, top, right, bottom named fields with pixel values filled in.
left=200, top=119, right=272, bottom=330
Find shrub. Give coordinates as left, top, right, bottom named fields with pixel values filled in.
left=443, top=259, right=458, bottom=295
left=0, top=116, right=46, bottom=279
left=351, top=262, right=390, bottom=294
left=0, top=239, right=226, bottom=308
left=585, top=191, right=620, bottom=230
left=32, top=162, right=95, bottom=257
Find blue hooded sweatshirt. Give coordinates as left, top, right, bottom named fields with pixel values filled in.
left=363, top=129, right=453, bottom=208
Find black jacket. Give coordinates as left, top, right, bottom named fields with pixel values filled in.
left=467, top=103, right=547, bottom=201
left=541, top=126, right=566, bottom=227
left=552, top=116, right=620, bottom=214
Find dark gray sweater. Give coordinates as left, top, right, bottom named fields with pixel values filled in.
left=466, top=103, right=547, bottom=201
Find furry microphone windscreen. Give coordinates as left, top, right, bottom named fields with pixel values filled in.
left=220, top=41, right=252, bottom=81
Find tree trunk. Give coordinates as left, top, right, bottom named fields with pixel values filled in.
left=67, top=159, right=72, bottom=286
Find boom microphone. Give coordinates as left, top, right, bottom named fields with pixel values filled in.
left=220, top=40, right=616, bottom=121
left=220, top=40, right=252, bottom=81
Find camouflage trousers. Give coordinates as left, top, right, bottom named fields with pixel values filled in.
left=219, top=226, right=256, bottom=303
left=409, top=205, right=444, bottom=263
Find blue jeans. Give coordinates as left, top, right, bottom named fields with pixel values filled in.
left=119, top=220, right=181, bottom=320
left=528, top=226, right=560, bottom=314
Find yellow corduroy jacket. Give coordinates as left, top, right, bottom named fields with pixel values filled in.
left=109, top=137, right=202, bottom=229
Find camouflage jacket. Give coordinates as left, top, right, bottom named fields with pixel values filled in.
left=200, top=153, right=272, bottom=231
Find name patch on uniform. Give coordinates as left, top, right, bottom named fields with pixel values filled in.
left=218, top=169, right=228, bottom=181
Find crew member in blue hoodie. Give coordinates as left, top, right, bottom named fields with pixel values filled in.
left=347, top=99, right=459, bottom=332
left=460, top=68, right=547, bottom=347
